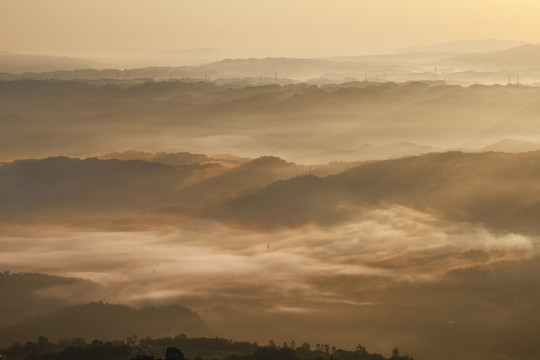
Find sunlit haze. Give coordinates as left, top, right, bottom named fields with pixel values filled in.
left=2, top=0, right=540, bottom=66
left=3, top=2, right=540, bottom=360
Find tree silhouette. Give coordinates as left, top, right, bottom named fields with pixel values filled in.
left=166, top=347, right=185, bottom=360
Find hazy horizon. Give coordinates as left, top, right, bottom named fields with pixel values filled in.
left=2, top=0, right=540, bottom=67
left=2, top=38, right=535, bottom=68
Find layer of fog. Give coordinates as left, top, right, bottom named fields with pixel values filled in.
left=3, top=80, right=540, bottom=164
left=1, top=206, right=538, bottom=359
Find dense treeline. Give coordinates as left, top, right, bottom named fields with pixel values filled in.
left=139, top=334, right=259, bottom=353
left=0, top=335, right=413, bottom=360
left=0, top=337, right=131, bottom=360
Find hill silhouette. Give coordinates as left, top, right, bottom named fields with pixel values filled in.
left=4, top=151, right=540, bottom=235
left=99, top=150, right=249, bottom=168
left=0, top=155, right=366, bottom=227
left=0, top=157, right=222, bottom=224
left=211, top=151, right=540, bottom=234
left=0, top=272, right=96, bottom=326
left=173, top=156, right=307, bottom=208
left=0, top=302, right=207, bottom=347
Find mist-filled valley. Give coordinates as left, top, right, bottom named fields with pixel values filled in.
left=3, top=148, right=540, bottom=359
left=4, top=49, right=540, bottom=360
left=3, top=79, right=540, bottom=163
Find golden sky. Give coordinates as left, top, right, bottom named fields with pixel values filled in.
left=1, top=0, right=539, bottom=64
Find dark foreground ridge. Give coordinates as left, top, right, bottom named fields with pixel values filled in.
left=0, top=334, right=413, bottom=360
left=0, top=301, right=207, bottom=348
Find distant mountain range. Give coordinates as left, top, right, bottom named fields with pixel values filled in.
left=446, top=44, right=540, bottom=70
left=480, top=138, right=540, bottom=153
left=400, top=39, right=525, bottom=54
left=0, top=51, right=111, bottom=74
left=2, top=41, right=540, bottom=82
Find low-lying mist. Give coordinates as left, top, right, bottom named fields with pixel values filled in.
left=1, top=205, right=538, bottom=359
left=3, top=80, right=540, bottom=163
